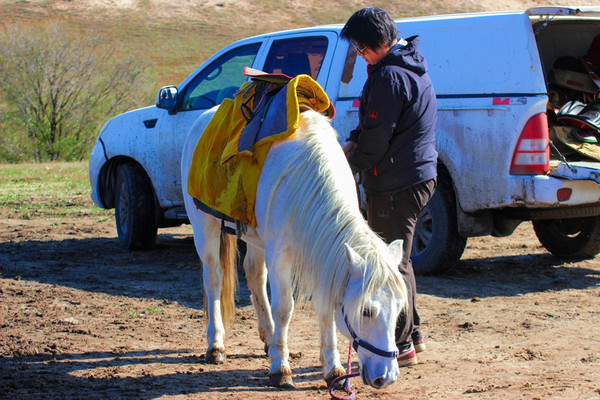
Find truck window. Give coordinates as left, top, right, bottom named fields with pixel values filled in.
left=339, top=45, right=368, bottom=99
left=182, top=43, right=261, bottom=111
left=263, top=37, right=328, bottom=79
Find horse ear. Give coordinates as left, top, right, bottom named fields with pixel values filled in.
left=344, top=243, right=365, bottom=278
left=388, top=239, right=404, bottom=265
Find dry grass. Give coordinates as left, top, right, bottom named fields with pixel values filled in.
left=2, top=0, right=597, bottom=92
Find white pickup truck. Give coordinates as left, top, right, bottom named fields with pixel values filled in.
left=89, top=6, right=600, bottom=274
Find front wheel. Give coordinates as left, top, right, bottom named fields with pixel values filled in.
left=114, top=163, right=158, bottom=250
left=410, top=176, right=467, bottom=275
left=532, top=216, right=600, bottom=257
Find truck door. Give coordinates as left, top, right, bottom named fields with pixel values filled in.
left=157, top=43, right=262, bottom=205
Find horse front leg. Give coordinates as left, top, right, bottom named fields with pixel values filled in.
left=243, top=243, right=274, bottom=353
left=265, top=247, right=295, bottom=388
left=319, top=312, right=346, bottom=386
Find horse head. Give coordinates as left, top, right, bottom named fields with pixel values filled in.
left=335, top=240, right=406, bottom=389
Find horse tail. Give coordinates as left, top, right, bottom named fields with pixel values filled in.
left=219, top=231, right=238, bottom=332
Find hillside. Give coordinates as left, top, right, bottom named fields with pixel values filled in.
left=0, top=0, right=598, bottom=97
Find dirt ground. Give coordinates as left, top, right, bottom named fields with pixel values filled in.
left=1, top=214, right=599, bottom=400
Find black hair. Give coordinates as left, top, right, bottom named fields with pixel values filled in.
left=340, top=7, right=399, bottom=51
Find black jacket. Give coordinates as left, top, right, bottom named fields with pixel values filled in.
left=347, top=36, right=438, bottom=194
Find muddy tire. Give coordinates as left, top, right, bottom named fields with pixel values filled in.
left=411, top=172, right=467, bottom=275
left=533, top=216, right=600, bottom=258
left=114, top=163, right=157, bottom=250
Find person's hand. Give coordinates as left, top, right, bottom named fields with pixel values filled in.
left=343, top=141, right=357, bottom=158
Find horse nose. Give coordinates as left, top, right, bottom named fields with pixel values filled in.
left=362, top=366, right=397, bottom=389
left=371, top=377, right=386, bottom=389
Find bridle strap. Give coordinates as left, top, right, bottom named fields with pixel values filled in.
left=342, top=307, right=399, bottom=359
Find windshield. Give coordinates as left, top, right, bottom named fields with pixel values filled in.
left=182, top=43, right=261, bottom=111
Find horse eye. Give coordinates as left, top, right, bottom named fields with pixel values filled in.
left=362, top=308, right=373, bottom=318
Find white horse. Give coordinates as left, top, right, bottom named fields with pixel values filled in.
left=181, top=106, right=407, bottom=389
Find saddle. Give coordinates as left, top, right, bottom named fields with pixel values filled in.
left=187, top=68, right=334, bottom=230
left=557, top=99, right=600, bottom=133
left=549, top=36, right=600, bottom=159
left=235, top=67, right=334, bottom=155
left=547, top=35, right=600, bottom=109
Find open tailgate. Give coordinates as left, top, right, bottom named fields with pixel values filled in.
left=549, top=160, right=600, bottom=184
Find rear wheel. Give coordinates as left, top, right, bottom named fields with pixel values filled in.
left=411, top=174, right=467, bottom=275
left=532, top=216, right=600, bottom=257
left=114, top=163, right=157, bottom=250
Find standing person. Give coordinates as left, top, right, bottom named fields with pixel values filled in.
left=340, top=7, right=438, bottom=367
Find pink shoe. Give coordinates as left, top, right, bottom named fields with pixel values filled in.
left=413, top=338, right=426, bottom=353
left=397, top=343, right=418, bottom=367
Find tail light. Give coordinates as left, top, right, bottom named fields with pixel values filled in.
left=510, top=113, right=550, bottom=175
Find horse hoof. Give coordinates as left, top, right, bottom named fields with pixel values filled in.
left=324, top=366, right=347, bottom=387
left=269, top=371, right=295, bottom=388
left=206, top=348, right=226, bottom=364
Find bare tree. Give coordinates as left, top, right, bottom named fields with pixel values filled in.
left=0, top=23, right=151, bottom=161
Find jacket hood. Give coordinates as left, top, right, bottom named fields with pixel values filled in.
left=375, top=35, right=428, bottom=75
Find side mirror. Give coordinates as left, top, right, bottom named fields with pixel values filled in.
left=156, top=85, right=179, bottom=114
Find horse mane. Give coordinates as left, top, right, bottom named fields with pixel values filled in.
left=268, top=110, right=406, bottom=324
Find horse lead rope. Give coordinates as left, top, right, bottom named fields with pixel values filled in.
left=328, top=343, right=360, bottom=400
left=329, top=308, right=400, bottom=399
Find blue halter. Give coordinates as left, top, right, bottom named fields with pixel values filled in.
left=342, top=306, right=399, bottom=359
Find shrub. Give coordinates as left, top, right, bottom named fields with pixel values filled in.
left=0, top=22, right=152, bottom=162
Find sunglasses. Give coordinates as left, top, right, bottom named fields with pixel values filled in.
left=352, top=42, right=366, bottom=54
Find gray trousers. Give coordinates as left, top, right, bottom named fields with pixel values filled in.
left=366, top=178, right=436, bottom=349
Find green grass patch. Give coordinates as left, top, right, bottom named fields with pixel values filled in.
left=129, top=306, right=163, bottom=319
left=0, top=162, right=113, bottom=220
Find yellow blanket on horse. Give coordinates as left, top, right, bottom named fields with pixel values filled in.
left=187, top=73, right=333, bottom=227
